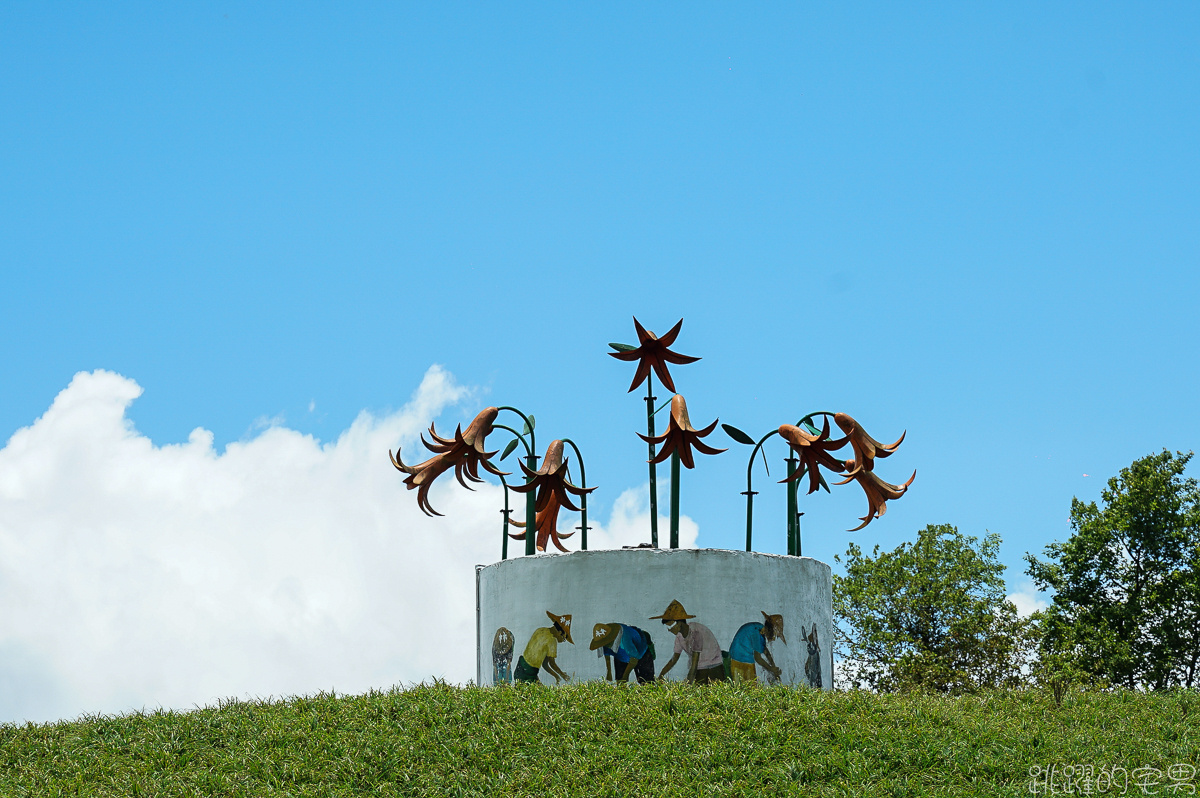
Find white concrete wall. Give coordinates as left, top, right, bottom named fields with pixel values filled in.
left=477, top=548, right=832, bottom=688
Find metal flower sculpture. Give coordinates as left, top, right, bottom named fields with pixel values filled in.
left=727, top=410, right=914, bottom=553
left=609, top=317, right=701, bottom=548
left=833, top=412, right=906, bottom=476
left=608, top=317, right=699, bottom=394
left=507, top=439, right=596, bottom=553
left=777, top=412, right=913, bottom=532
left=777, top=417, right=849, bottom=495
left=834, top=459, right=916, bottom=531
left=639, top=394, right=726, bottom=469
left=639, top=394, right=725, bottom=548
left=389, top=406, right=508, bottom=516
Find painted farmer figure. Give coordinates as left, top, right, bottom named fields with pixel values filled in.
left=729, top=612, right=785, bottom=684
left=652, top=600, right=726, bottom=683
left=590, top=623, right=655, bottom=684
left=514, top=611, right=574, bottom=685
left=492, top=627, right=514, bottom=686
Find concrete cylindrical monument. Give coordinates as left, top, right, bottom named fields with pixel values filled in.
left=477, top=548, right=831, bottom=689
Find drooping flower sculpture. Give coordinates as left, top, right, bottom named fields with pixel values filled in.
left=727, top=410, right=914, bottom=553
left=639, top=394, right=725, bottom=547
left=776, top=412, right=913, bottom=534
left=777, top=417, right=849, bottom=495
left=833, top=412, right=906, bottom=476
left=639, top=394, right=727, bottom=468
left=609, top=317, right=700, bottom=547
left=507, top=439, right=596, bottom=553
left=389, top=406, right=508, bottom=517
left=834, top=461, right=917, bottom=531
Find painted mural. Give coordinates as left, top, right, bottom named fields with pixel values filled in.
left=493, top=601, right=823, bottom=687
left=512, top=611, right=574, bottom=685
left=477, top=547, right=834, bottom=690
left=728, top=612, right=785, bottom=684
left=491, top=627, right=514, bottom=686
left=804, top=623, right=823, bottom=689
left=590, top=623, right=656, bottom=684
left=652, top=600, right=726, bottom=684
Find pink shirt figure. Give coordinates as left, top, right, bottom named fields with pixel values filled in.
left=673, top=622, right=723, bottom=670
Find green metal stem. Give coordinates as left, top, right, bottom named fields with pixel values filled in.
left=524, top=453, right=537, bottom=555
left=786, top=410, right=835, bottom=554
left=644, top=383, right=659, bottom=548
left=785, top=454, right=799, bottom=556
left=742, top=488, right=756, bottom=552
left=496, top=407, right=538, bottom=557
left=797, top=411, right=836, bottom=429
left=670, top=451, right=681, bottom=549
left=561, top=438, right=590, bottom=551
left=742, top=430, right=779, bottom=552
left=493, top=425, right=533, bottom=458
left=499, top=474, right=511, bottom=560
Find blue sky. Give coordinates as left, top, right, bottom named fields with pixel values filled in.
left=1, top=4, right=1198, bottom=720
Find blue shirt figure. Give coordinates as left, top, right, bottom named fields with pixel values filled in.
left=590, top=622, right=656, bottom=684
left=728, top=615, right=784, bottom=683
left=729, top=622, right=767, bottom=664
left=603, top=624, right=649, bottom=664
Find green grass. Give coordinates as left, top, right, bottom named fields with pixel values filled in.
left=1, top=684, right=1196, bottom=797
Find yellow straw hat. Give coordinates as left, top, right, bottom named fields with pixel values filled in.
left=649, top=599, right=695, bottom=621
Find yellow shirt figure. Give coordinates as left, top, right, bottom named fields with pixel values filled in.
left=522, top=627, right=558, bottom=669
left=514, top=613, right=573, bottom=684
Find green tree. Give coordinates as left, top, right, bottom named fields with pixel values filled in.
left=834, top=524, right=1036, bottom=694
left=1025, top=450, right=1200, bottom=689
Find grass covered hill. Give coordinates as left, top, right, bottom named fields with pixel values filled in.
left=1, top=683, right=1196, bottom=797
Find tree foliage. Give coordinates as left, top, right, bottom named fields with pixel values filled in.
left=1025, top=450, right=1200, bottom=689
left=834, top=524, right=1036, bottom=694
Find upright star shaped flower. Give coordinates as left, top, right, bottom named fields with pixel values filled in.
left=508, top=439, right=596, bottom=552
left=778, top=416, right=849, bottom=494
left=389, top=406, right=508, bottom=517
left=639, top=394, right=726, bottom=469
left=834, top=460, right=916, bottom=531
left=833, top=412, right=906, bottom=476
left=609, top=317, right=700, bottom=393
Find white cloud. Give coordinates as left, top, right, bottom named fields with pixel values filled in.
left=0, top=367, right=697, bottom=724
left=586, top=484, right=699, bottom=551
left=1007, top=580, right=1049, bottom=617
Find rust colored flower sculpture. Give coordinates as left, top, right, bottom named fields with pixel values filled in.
left=834, top=460, right=917, bottom=531
left=778, top=417, right=849, bottom=494
left=773, top=411, right=914, bottom=532
left=639, top=394, right=726, bottom=469
left=834, top=412, right=906, bottom=476
left=508, top=439, right=596, bottom=552
left=389, top=406, right=508, bottom=517
left=609, top=317, right=699, bottom=393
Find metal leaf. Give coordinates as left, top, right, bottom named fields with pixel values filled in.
left=608, top=342, right=637, bottom=352
left=721, top=424, right=756, bottom=446
left=818, top=471, right=831, bottom=493
left=521, top=415, right=536, bottom=435
left=500, top=438, right=519, bottom=461
left=798, top=413, right=821, bottom=436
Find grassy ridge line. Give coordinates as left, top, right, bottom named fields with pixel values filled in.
left=1, top=684, right=1196, bottom=797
